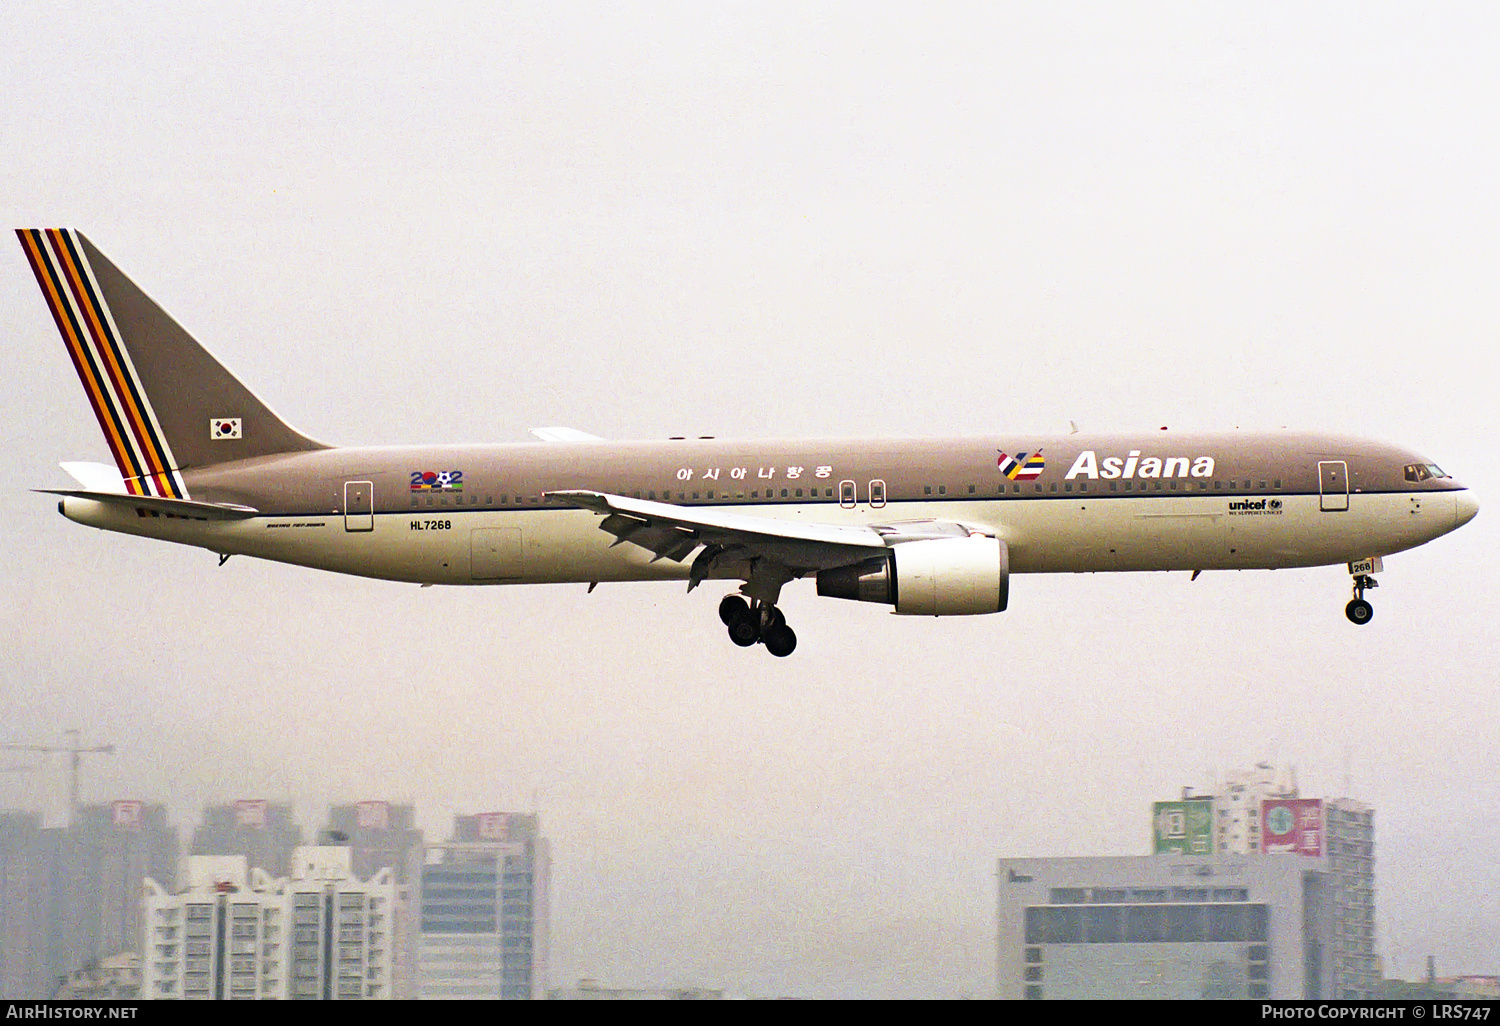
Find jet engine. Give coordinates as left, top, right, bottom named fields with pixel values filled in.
left=816, top=536, right=1009, bottom=615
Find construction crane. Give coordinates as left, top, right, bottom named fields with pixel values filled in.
left=0, top=729, right=114, bottom=824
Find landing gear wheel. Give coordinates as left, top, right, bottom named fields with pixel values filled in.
left=1346, top=573, right=1378, bottom=625
left=719, top=594, right=750, bottom=626
left=727, top=609, right=760, bottom=646
left=763, top=624, right=797, bottom=657
left=760, top=605, right=786, bottom=634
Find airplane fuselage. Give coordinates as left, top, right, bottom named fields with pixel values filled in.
left=61, top=431, right=1476, bottom=589
left=20, top=230, right=1478, bottom=650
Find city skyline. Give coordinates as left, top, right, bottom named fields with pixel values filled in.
left=0, top=756, right=1480, bottom=999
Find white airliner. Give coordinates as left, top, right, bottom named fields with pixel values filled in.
left=19, top=229, right=1479, bottom=655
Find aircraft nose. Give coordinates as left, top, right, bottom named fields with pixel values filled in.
left=1455, top=489, right=1480, bottom=529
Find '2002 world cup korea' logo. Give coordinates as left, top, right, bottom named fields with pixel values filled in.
left=410, top=470, right=465, bottom=492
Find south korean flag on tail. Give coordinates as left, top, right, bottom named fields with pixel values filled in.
left=210, top=417, right=242, bottom=440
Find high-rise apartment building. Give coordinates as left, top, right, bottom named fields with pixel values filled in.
left=283, top=845, right=398, bottom=1000
left=141, top=846, right=397, bottom=1000
left=1321, top=799, right=1376, bottom=998
left=0, top=811, right=52, bottom=998
left=1148, top=767, right=1377, bottom=1000
left=417, top=812, right=549, bottom=999
left=1217, top=763, right=1298, bottom=854
left=0, top=801, right=177, bottom=998
left=63, top=803, right=179, bottom=965
left=322, top=802, right=423, bottom=883
left=190, top=801, right=302, bottom=878
left=322, top=801, right=424, bottom=998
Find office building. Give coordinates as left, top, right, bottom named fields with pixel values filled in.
left=548, top=979, right=724, bottom=1000
left=417, top=812, right=550, bottom=999
left=998, top=855, right=1311, bottom=999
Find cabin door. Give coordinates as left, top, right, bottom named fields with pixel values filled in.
left=344, top=480, right=374, bottom=531
left=1318, top=461, right=1349, bottom=512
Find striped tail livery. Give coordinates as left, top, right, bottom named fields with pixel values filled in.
left=16, top=229, right=326, bottom=502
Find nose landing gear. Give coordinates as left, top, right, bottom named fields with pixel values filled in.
left=1345, top=574, right=1378, bottom=625
left=718, top=594, right=798, bottom=656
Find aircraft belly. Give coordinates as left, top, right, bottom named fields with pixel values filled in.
left=321, top=510, right=686, bottom=584
left=62, top=490, right=1437, bottom=585
left=943, top=493, right=1416, bottom=572
left=59, top=501, right=642, bottom=585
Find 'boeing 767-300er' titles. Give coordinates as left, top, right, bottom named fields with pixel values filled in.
left=18, top=229, right=1479, bottom=656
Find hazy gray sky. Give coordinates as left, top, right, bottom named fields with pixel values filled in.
left=1, top=2, right=1496, bottom=997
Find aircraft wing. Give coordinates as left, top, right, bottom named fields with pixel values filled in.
left=546, top=489, right=891, bottom=601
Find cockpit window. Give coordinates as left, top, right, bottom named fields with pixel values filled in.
left=1404, top=463, right=1449, bottom=482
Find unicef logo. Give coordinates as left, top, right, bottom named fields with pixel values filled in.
left=1269, top=499, right=1283, bottom=510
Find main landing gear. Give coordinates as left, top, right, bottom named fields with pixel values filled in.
left=1345, top=574, right=1378, bottom=625
left=719, top=594, right=797, bottom=657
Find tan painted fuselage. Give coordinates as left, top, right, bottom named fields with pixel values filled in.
left=60, top=431, right=1477, bottom=588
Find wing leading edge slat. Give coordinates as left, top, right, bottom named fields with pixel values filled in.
left=547, top=489, right=891, bottom=553
left=547, top=489, right=897, bottom=603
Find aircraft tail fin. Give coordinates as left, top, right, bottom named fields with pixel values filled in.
left=16, top=229, right=328, bottom=499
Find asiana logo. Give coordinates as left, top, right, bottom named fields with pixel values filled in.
left=1065, top=450, right=1216, bottom=480
left=997, top=449, right=1045, bottom=481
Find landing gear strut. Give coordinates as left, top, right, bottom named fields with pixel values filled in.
left=1345, top=574, right=1377, bottom=625
left=718, top=594, right=797, bottom=656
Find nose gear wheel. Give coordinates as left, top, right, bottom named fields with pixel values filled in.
left=1345, top=573, right=1378, bottom=625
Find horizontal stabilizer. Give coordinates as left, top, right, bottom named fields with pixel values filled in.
left=37, top=489, right=259, bottom=521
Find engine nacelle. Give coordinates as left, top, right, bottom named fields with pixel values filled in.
left=816, top=536, right=1009, bottom=616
